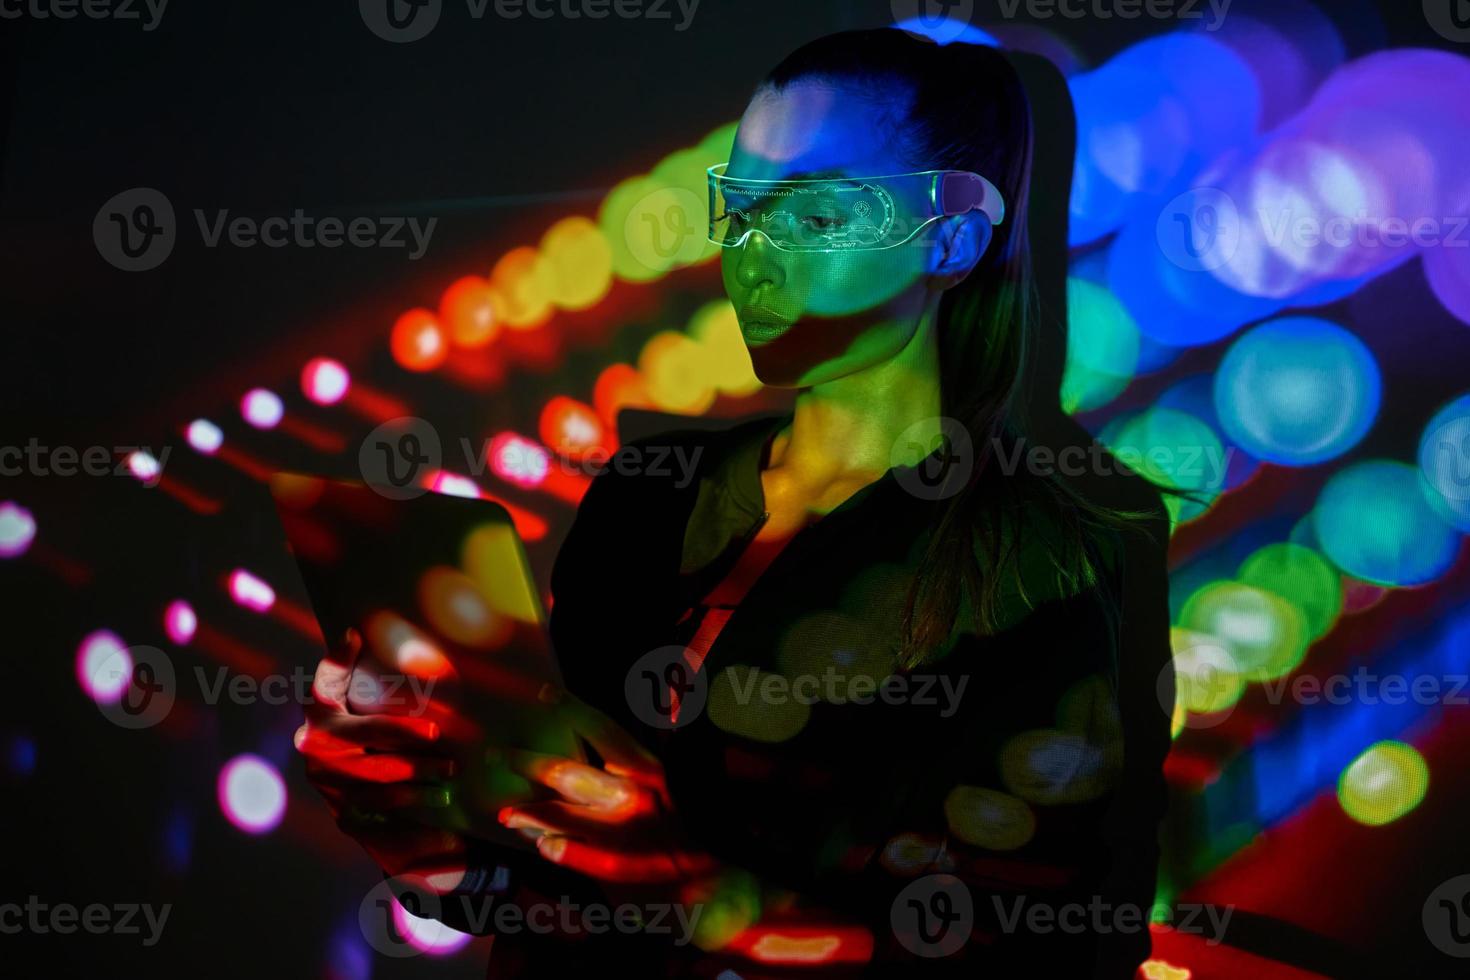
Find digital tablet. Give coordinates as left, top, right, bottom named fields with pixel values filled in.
left=270, top=474, right=581, bottom=855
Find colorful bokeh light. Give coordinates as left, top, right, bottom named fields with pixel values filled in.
left=0, top=501, right=36, bottom=558
left=1313, top=461, right=1461, bottom=586
left=217, top=754, right=287, bottom=834
left=75, top=629, right=132, bottom=704
left=1337, top=740, right=1428, bottom=827
left=1214, top=318, right=1380, bottom=465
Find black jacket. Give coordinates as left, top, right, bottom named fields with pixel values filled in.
left=429, top=409, right=1173, bottom=978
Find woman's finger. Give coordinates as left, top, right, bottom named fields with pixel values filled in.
left=302, top=711, right=443, bottom=752
left=499, top=799, right=629, bottom=838
left=503, top=748, right=635, bottom=808
left=533, top=834, right=684, bottom=884
left=539, top=685, right=662, bottom=779
left=322, top=626, right=364, bottom=668
left=302, top=739, right=458, bottom=783
left=305, top=657, right=355, bottom=720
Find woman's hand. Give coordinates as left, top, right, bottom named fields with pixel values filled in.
left=496, top=684, right=719, bottom=885
left=296, top=628, right=470, bottom=893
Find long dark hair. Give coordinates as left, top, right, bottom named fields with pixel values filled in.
left=763, top=29, right=1159, bottom=668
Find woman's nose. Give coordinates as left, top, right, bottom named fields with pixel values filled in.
left=735, top=231, right=786, bottom=290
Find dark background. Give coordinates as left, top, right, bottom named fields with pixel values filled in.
left=2, top=2, right=1463, bottom=977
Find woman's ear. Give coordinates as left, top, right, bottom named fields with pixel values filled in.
left=930, top=213, right=993, bottom=286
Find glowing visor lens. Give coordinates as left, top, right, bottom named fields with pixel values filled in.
left=707, top=164, right=1003, bottom=253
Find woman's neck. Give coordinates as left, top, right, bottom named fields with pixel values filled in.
left=768, top=303, right=945, bottom=486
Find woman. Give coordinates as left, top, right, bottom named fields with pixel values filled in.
left=300, top=28, right=1174, bottom=978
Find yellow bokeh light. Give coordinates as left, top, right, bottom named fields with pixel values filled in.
left=489, top=246, right=554, bottom=329
left=417, top=565, right=511, bottom=649
left=1179, top=581, right=1308, bottom=682
left=540, top=216, right=614, bottom=311
left=638, top=329, right=717, bottom=415
left=1170, top=627, right=1245, bottom=716
left=707, top=665, right=810, bottom=743
left=1337, top=740, right=1429, bottom=826
left=943, top=786, right=1036, bottom=851
left=599, top=175, right=676, bottom=283
left=688, top=299, right=762, bottom=397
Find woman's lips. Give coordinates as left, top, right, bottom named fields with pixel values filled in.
left=738, top=307, right=793, bottom=345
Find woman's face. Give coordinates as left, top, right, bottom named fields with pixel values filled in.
left=721, top=79, right=948, bottom=388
